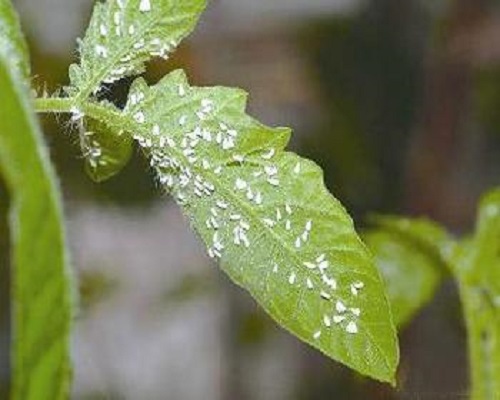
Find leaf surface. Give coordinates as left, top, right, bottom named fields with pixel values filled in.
left=115, top=70, right=399, bottom=383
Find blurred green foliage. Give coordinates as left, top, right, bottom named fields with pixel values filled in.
left=300, top=3, right=427, bottom=216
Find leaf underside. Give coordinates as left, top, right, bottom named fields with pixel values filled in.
left=67, top=0, right=206, bottom=100
left=117, top=70, right=399, bottom=383
left=68, top=0, right=399, bottom=384
left=67, top=0, right=207, bottom=181
left=0, top=1, right=73, bottom=398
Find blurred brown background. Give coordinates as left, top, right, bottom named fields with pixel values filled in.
left=2, top=0, right=500, bottom=398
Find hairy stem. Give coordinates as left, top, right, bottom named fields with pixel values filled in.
left=34, top=98, right=74, bottom=114
left=35, top=97, right=120, bottom=122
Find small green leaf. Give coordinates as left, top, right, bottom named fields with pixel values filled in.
left=0, top=1, right=73, bottom=399
left=364, top=229, right=443, bottom=327
left=81, top=116, right=133, bottom=182
left=113, top=70, right=399, bottom=383
left=67, top=0, right=206, bottom=101
left=452, top=189, right=500, bottom=400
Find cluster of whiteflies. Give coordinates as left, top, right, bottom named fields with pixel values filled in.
left=84, top=76, right=367, bottom=341
left=89, top=0, right=178, bottom=89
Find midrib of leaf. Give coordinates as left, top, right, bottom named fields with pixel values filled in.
left=74, top=11, right=192, bottom=102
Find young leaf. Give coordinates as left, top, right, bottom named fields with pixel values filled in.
left=67, top=0, right=206, bottom=101
left=80, top=116, right=133, bottom=182
left=364, top=229, right=444, bottom=327
left=0, top=1, right=73, bottom=398
left=110, top=70, right=399, bottom=383
left=452, top=189, right=500, bottom=400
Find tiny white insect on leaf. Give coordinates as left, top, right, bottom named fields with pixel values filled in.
left=346, top=321, right=358, bottom=334
left=139, top=0, right=151, bottom=12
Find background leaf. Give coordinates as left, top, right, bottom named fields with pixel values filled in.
left=365, top=216, right=452, bottom=327
left=67, top=0, right=206, bottom=101
left=369, top=215, right=453, bottom=264
left=107, top=70, right=399, bottom=383
left=364, top=229, right=443, bottom=327
left=0, top=1, right=73, bottom=398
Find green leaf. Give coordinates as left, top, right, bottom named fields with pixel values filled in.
left=452, top=189, right=500, bottom=400
left=116, top=70, right=399, bottom=383
left=0, top=0, right=30, bottom=78
left=67, top=0, right=206, bottom=101
left=66, top=0, right=206, bottom=178
left=369, top=215, right=453, bottom=265
left=0, top=2, right=73, bottom=398
left=81, top=116, right=133, bottom=182
left=365, top=216, right=454, bottom=327
left=364, top=229, right=443, bottom=327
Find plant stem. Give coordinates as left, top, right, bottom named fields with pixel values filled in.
left=459, top=283, right=500, bottom=400
left=34, top=97, right=74, bottom=114
left=34, top=97, right=129, bottom=137
left=35, top=97, right=120, bottom=122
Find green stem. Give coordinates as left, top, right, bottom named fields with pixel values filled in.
left=35, top=97, right=131, bottom=144
left=459, top=283, right=500, bottom=400
left=35, top=97, right=121, bottom=123
left=34, top=97, right=74, bottom=114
